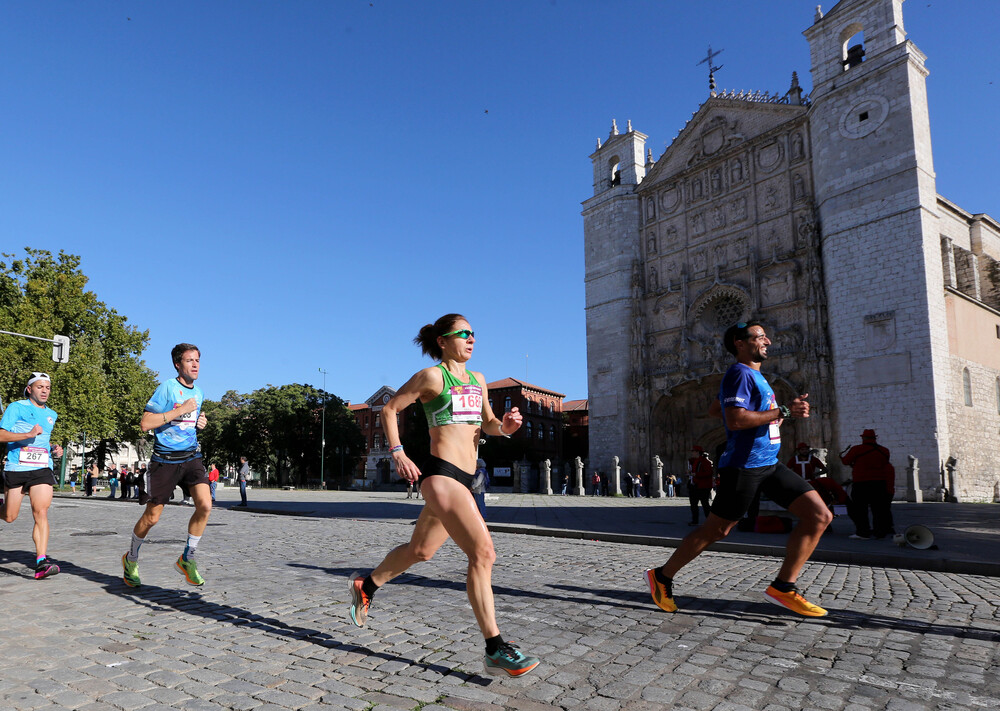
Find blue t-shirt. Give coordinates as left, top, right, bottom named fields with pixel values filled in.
left=145, top=378, right=204, bottom=455
left=1, top=399, right=58, bottom=471
left=717, top=363, right=781, bottom=469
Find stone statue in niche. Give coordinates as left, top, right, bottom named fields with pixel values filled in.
left=646, top=198, right=656, bottom=220
left=791, top=132, right=804, bottom=160
left=648, top=233, right=657, bottom=254
left=649, top=267, right=659, bottom=291
left=692, top=178, right=703, bottom=199
left=732, top=196, right=747, bottom=222
left=711, top=168, right=722, bottom=194
left=731, top=158, right=743, bottom=183
left=797, top=213, right=816, bottom=246
left=764, top=184, right=779, bottom=210
left=794, top=173, right=806, bottom=200
left=692, top=212, right=705, bottom=235
left=692, top=249, right=707, bottom=274
left=713, top=243, right=726, bottom=266
left=711, top=206, right=726, bottom=230
left=665, top=225, right=678, bottom=245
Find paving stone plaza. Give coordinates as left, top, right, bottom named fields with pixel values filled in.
left=0, top=490, right=997, bottom=710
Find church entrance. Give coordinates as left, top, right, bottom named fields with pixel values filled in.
left=650, top=377, right=726, bottom=480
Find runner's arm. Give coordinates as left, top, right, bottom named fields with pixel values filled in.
left=478, top=374, right=521, bottom=436
left=0, top=424, right=44, bottom=442
left=140, top=398, right=198, bottom=432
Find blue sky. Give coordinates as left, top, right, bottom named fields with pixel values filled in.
left=2, top=1, right=997, bottom=404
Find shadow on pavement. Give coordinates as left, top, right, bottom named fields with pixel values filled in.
left=673, top=597, right=1000, bottom=642
left=6, top=554, right=489, bottom=683
left=291, top=563, right=668, bottom=612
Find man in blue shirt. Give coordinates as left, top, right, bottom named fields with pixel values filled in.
left=0, top=372, right=64, bottom=579
left=645, top=322, right=832, bottom=617
left=122, top=343, right=211, bottom=589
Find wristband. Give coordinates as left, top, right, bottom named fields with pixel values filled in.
left=778, top=405, right=793, bottom=420
left=389, top=444, right=404, bottom=454
left=497, top=425, right=510, bottom=438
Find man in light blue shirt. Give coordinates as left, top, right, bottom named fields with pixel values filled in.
left=122, top=343, right=211, bottom=589
left=0, top=372, right=64, bottom=579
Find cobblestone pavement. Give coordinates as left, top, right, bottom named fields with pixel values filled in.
left=1, top=495, right=997, bottom=710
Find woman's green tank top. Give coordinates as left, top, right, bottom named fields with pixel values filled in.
left=422, top=364, right=484, bottom=428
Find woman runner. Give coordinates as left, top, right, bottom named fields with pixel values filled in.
left=348, top=314, right=539, bottom=677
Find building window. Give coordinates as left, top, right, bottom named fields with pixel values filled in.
left=995, top=378, right=1000, bottom=414
left=504, top=396, right=511, bottom=411
left=375, top=414, right=380, bottom=428
left=963, top=368, right=973, bottom=406
left=537, top=425, right=543, bottom=441
left=489, top=398, right=494, bottom=413
left=526, top=421, right=532, bottom=439
left=549, top=425, right=555, bottom=442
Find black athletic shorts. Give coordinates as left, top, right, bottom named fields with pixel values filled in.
left=418, top=455, right=474, bottom=489
left=710, top=462, right=814, bottom=522
left=141, top=455, right=208, bottom=506
left=4, top=467, right=56, bottom=493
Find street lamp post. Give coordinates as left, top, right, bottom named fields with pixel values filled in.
left=318, top=367, right=328, bottom=489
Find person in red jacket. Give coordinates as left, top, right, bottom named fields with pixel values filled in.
left=840, top=429, right=895, bottom=539
left=786, top=443, right=827, bottom=480
left=686, top=446, right=715, bottom=525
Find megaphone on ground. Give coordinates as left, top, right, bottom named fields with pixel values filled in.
left=893, top=524, right=934, bottom=550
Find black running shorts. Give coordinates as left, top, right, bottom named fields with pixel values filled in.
left=418, top=455, right=474, bottom=489
left=710, top=462, right=815, bottom=522
left=3, top=467, right=56, bottom=493
left=141, top=456, right=209, bottom=506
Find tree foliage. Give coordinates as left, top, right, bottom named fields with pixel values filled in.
left=198, top=383, right=365, bottom=488
left=0, top=249, right=157, bottom=464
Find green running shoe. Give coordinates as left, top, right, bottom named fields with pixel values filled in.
left=175, top=556, right=205, bottom=586
left=484, top=641, right=540, bottom=677
left=122, top=553, right=141, bottom=588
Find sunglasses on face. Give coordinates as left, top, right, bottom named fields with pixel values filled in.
left=442, top=329, right=474, bottom=340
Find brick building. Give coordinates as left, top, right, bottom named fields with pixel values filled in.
left=562, top=398, right=589, bottom=462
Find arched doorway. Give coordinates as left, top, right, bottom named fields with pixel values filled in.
left=650, top=376, right=726, bottom=479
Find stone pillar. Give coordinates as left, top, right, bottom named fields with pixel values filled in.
left=540, top=459, right=552, bottom=495
left=573, top=456, right=585, bottom=496
left=906, top=455, right=923, bottom=503
left=611, top=455, right=623, bottom=496
left=650, top=455, right=665, bottom=498
left=945, top=457, right=959, bottom=502
left=512, top=461, right=521, bottom=494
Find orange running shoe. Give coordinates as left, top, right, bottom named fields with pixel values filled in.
left=348, top=572, right=371, bottom=627
left=644, top=568, right=678, bottom=612
left=764, top=584, right=827, bottom=617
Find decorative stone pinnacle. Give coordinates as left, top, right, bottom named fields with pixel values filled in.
left=597, top=137, right=602, bottom=149
left=611, top=119, right=619, bottom=136
left=627, top=119, right=632, bottom=132
left=815, top=5, right=823, bottom=22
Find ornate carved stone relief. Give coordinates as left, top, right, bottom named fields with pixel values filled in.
left=660, top=184, right=681, bottom=213
left=647, top=230, right=657, bottom=255
left=646, top=197, right=656, bottom=222
left=756, top=138, right=784, bottom=174
left=760, top=264, right=798, bottom=307
left=790, top=131, right=805, bottom=162
left=759, top=178, right=786, bottom=216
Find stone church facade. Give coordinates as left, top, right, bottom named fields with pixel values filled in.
left=582, top=0, right=1000, bottom=501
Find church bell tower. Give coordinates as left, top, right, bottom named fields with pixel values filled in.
left=804, top=0, right=948, bottom=485
left=581, top=120, right=647, bottom=474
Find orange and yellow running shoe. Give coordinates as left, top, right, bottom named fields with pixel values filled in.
left=644, top=568, right=678, bottom=613
left=764, top=584, right=827, bottom=617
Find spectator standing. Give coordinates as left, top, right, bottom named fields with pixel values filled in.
left=237, top=456, right=250, bottom=506
left=207, top=462, right=219, bottom=502
left=591, top=471, right=601, bottom=496
left=840, top=429, right=895, bottom=539
left=85, top=461, right=97, bottom=497
left=687, top=446, right=714, bottom=525
left=472, top=458, right=489, bottom=520
left=108, top=469, right=119, bottom=499
left=787, top=443, right=828, bottom=479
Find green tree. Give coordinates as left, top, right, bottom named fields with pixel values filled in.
left=0, top=249, right=157, bottom=467
left=197, top=384, right=364, bottom=489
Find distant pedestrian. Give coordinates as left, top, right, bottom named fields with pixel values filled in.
left=108, top=470, right=119, bottom=499
left=687, top=446, right=714, bottom=525
left=119, top=466, right=131, bottom=499
left=472, top=458, right=489, bottom=520
left=665, top=473, right=677, bottom=498
left=85, top=461, right=97, bottom=497
left=561, top=474, right=568, bottom=496
left=591, top=471, right=601, bottom=496
left=236, top=456, right=250, bottom=506
left=207, top=462, right=219, bottom=502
